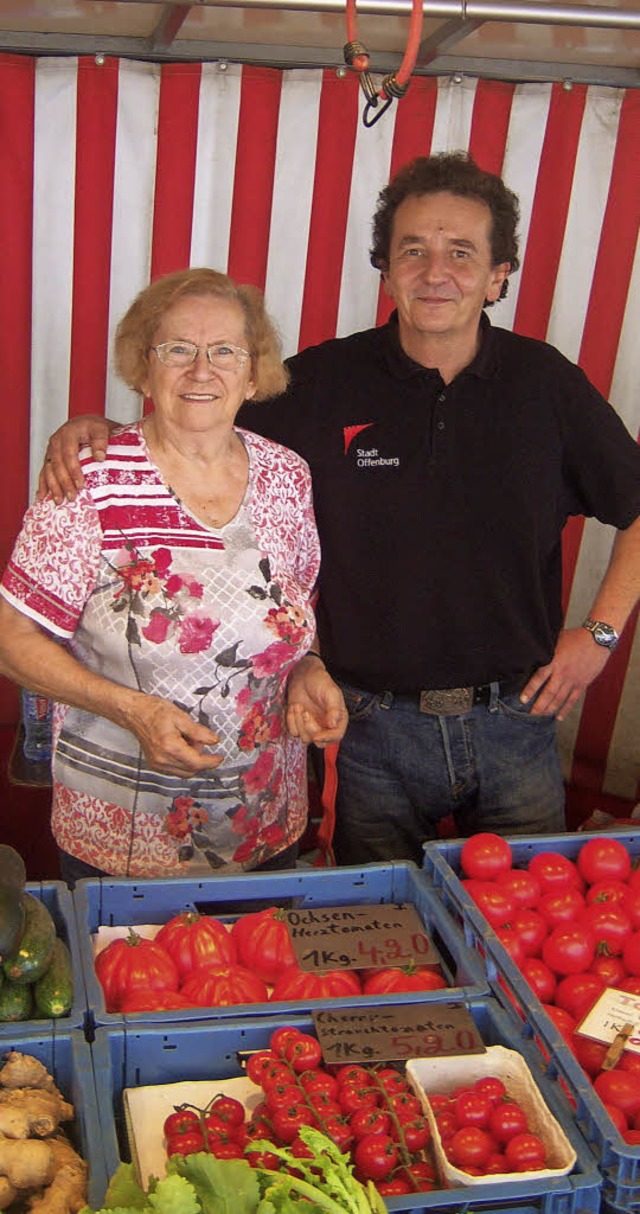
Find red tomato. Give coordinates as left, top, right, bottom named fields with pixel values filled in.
left=589, top=955, right=628, bottom=988
left=400, top=1117, right=432, bottom=1152
left=586, top=880, right=629, bottom=906
left=577, top=837, right=631, bottom=885
left=594, top=1070, right=640, bottom=1116
left=272, top=1102, right=317, bottom=1144
left=209, top=1139, right=245, bottom=1160
left=621, top=890, right=640, bottom=931
left=623, top=1130, right=640, bottom=1145
left=435, top=1110, right=458, bottom=1141
left=323, top=1117, right=354, bottom=1152
left=542, top=925, right=596, bottom=976
left=349, top=1106, right=392, bottom=1140
left=387, top=1091, right=422, bottom=1120
left=180, top=963, right=268, bottom=1006
left=270, top=966, right=362, bottom=1001
left=602, top=1103, right=628, bottom=1133
left=579, top=905, right=632, bottom=957
left=270, top=1027, right=303, bottom=1057
left=448, top=1126, right=495, bottom=1169
left=154, top=912, right=237, bottom=981
left=618, top=976, right=640, bottom=995
left=245, top=1051, right=281, bottom=1087
left=483, top=1152, right=509, bottom=1174
left=537, top=889, right=585, bottom=928
left=622, top=933, right=640, bottom=976
left=231, top=907, right=297, bottom=985
left=95, top=931, right=179, bottom=1012
left=376, top=1178, right=413, bottom=1196
left=166, top=1130, right=204, bottom=1156
left=511, top=910, right=548, bottom=958
left=521, top=958, right=557, bottom=1003
left=353, top=1133, right=399, bottom=1180
left=541, top=1003, right=577, bottom=1041
left=474, top=1077, right=508, bottom=1106
left=339, top=1084, right=380, bottom=1116
left=555, top=972, right=606, bottom=1020
left=460, top=833, right=512, bottom=881
left=282, top=1033, right=323, bottom=1073
left=570, top=1033, right=609, bottom=1077
left=164, top=1109, right=200, bottom=1137
left=454, top=1090, right=494, bottom=1129
left=469, top=883, right=515, bottom=929
left=619, top=1054, right=640, bottom=1074
left=504, top=1131, right=547, bottom=1171
left=333, top=1064, right=371, bottom=1088
left=298, top=1070, right=339, bottom=1099
left=265, top=1083, right=303, bottom=1114
left=120, top=988, right=194, bottom=1013
left=362, top=967, right=447, bottom=995
left=495, top=869, right=541, bottom=910
left=374, top=1068, right=408, bottom=1094
left=528, top=853, right=582, bottom=896
left=246, top=1149, right=281, bottom=1169
left=489, top=1101, right=529, bottom=1143
left=495, top=929, right=526, bottom=968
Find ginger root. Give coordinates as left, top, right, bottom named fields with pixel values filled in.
left=0, top=1136, right=55, bottom=1190
left=0, top=1055, right=57, bottom=1095
left=0, top=1177, right=17, bottom=1210
left=28, top=1138, right=88, bottom=1214
left=0, top=1089, right=73, bottom=1139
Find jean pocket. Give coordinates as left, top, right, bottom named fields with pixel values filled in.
left=497, top=692, right=557, bottom=723
left=338, top=682, right=379, bottom=722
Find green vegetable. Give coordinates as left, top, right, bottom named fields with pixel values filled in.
left=3, top=891, right=56, bottom=984
left=79, top=1128, right=385, bottom=1214
left=0, top=974, right=33, bottom=1021
left=34, top=936, right=74, bottom=1017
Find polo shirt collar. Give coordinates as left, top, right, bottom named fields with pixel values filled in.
left=382, top=309, right=500, bottom=381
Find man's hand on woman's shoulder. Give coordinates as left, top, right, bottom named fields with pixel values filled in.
left=37, top=414, right=116, bottom=503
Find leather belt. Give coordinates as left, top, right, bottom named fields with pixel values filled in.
left=383, top=676, right=527, bottom=717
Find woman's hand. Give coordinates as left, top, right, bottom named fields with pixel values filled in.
left=124, top=694, right=223, bottom=778
left=286, top=655, right=348, bottom=748
left=37, top=415, right=115, bottom=504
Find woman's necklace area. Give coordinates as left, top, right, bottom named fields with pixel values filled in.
left=167, top=483, right=233, bottom=528
left=143, top=421, right=249, bottom=528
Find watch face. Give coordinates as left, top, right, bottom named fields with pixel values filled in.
left=593, top=623, right=618, bottom=648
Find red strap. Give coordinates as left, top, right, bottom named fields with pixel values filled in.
left=313, top=742, right=339, bottom=866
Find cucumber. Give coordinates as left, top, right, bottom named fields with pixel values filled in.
left=0, top=882, right=25, bottom=962
left=0, top=975, right=33, bottom=1021
left=3, top=892, right=56, bottom=985
left=34, top=937, right=74, bottom=1018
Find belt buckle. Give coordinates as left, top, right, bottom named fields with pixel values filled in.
left=419, top=687, right=474, bottom=716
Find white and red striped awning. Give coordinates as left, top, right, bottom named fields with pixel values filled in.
left=1, top=55, right=638, bottom=810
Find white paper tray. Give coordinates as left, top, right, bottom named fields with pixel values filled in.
left=406, top=1044, right=576, bottom=1187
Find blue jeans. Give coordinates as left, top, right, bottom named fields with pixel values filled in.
left=332, top=681, right=566, bottom=866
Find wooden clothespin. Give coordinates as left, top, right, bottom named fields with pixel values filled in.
left=601, top=1023, right=635, bottom=1071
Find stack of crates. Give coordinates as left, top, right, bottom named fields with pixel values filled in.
left=423, top=830, right=640, bottom=1214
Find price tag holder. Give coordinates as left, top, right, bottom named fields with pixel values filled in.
left=283, top=902, right=439, bottom=972
left=576, top=987, right=640, bottom=1056
left=313, top=1002, right=486, bottom=1064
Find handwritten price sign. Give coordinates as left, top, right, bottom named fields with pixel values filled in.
left=313, top=1004, right=485, bottom=1063
left=283, top=903, right=439, bottom=972
left=577, top=987, right=640, bottom=1054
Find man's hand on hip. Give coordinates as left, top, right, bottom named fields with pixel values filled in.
left=520, top=627, right=611, bottom=720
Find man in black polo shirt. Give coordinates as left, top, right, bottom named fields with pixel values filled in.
left=40, top=154, right=640, bottom=865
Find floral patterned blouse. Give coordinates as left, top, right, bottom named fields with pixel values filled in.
left=1, top=424, right=320, bottom=876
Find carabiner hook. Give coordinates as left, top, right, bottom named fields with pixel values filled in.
left=363, top=94, right=394, bottom=128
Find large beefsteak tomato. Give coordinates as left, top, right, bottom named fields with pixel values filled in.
left=94, top=930, right=179, bottom=1011
left=180, top=963, right=268, bottom=1006
left=155, top=912, right=237, bottom=981
left=362, top=966, right=447, bottom=995
left=231, top=906, right=296, bottom=985
left=270, top=966, right=362, bottom=1001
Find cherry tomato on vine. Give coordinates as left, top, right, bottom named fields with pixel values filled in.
left=165, top=1130, right=204, bottom=1156
left=399, top=1117, right=432, bottom=1152
left=298, top=1070, right=338, bottom=1099
left=282, top=1033, right=323, bottom=1073
left=163, top=1109, right=200, bottom=1137
left=246, top=1050, right=278, bottom=1086
left=376, top=1177, right=413, bottom=1196
left=208, top=1094, right=245, bottom=1127
left=272, top=1103, right=317, bottom=1143
left=270, top=1026, right=303, bottom=1056
left=338, top=1083, right=379, bottom=1116
left=349, top=1106, right=392, bottom=1140
left=353, top=1133, right=399, bottom=1181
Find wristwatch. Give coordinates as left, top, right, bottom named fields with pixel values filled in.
left=582, top=617, right=620, bottom=651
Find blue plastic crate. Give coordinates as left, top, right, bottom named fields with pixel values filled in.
left=422, top=831, right=640, bottom=1214
left=91, top=996, right=601, bottom=1214
left=0, top=881, right=86, bottom=1035
left=0, top=1027, right=108, bottom=1207
left=73, top=862, right=489, bottom=1030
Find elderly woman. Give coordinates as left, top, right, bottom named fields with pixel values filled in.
left=0, top=268, right=346, bottom=882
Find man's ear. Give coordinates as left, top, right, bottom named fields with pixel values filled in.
left=488, top=262, right=511, bottom=303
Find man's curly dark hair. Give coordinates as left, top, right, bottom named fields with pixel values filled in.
left=370, top=152, right=520, bottom=303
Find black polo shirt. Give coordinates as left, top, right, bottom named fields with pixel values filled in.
left=238, top=314, right=640, bottom=694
